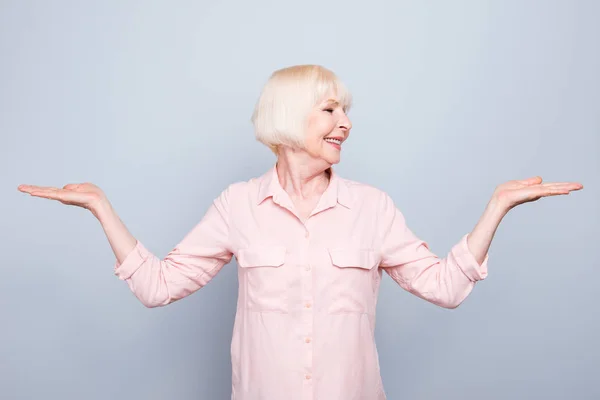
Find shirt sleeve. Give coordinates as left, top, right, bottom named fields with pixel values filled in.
left=113, top=185, right=235, bottom=308
left=378, top=192, right=489, bottom=309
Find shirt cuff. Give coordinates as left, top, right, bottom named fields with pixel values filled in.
left=453, top=233, right=489, bottom=282
left=114, top=240, right=150, bottom=281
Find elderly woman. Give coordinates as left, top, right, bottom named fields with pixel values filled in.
left=18, top=65, right=582, bottom=400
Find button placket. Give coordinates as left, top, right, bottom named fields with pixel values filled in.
left=301, top=224, right=314, bottom=397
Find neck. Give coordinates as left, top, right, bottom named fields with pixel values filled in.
left=276, top=147, right=331, bottom=200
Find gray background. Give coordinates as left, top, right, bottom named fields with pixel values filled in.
left=2, top=1, right=598, bottom=399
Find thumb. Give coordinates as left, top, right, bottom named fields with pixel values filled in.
left=518, top=176, right=542, bottom=185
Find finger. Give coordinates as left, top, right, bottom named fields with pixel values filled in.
left=18, top=184, right=37, bottom=192
left=29, top=190, right=64, bottom=201
left=541, top=182, right=581, bottom=186
left=541, top=183, right=584, bottom=191
left=18, top=185, right=60, bottom=193
left=537, top=187, right=571, bottom=196
left=19, top=185, right=39, bottom=193
left=31, top=187, right=70, bottom=198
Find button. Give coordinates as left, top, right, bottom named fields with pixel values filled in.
left=304, top=231, right=309, bottom=238
left=305, top=337, right=311, bottom=343
left=305, top=265, right=311, bottom=271
left=305, top=303, right=312, bottom=309
left=305, top=374, right=311, bottom=380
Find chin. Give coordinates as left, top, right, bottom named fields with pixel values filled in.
left=325, top=155, right=341, bottom=165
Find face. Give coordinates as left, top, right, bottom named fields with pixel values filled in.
left=303, top=92, right=352, bottom=166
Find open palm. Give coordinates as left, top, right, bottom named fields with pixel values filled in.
left=17, top=182, right=106, bottom=212
left=493, top=176, right=583, bottom=210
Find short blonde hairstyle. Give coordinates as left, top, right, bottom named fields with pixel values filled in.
left=251, top=65, right=353, bottom=153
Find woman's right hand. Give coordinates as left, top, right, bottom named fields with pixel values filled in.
left=17, top=182, right=108, bottom=216
left=19, top=182, right=139, bottom=265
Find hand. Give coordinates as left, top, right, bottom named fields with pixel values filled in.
left=17, top=182, right=109, bottom=216
left=491, top=176, right=583, bottom=212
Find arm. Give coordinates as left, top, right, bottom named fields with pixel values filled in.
left=465, top=200, right=506, bottom=266
left=94, top=199, right=138, bottom=265
left=467, top=176, right=583, bottom=264
left=379, top=176, right=582, bottom=309
left=18, top=181, right=235, bottom=308
left=378, top=193, right=488, bottom=309
left=106, top=186, right=235, bottom=308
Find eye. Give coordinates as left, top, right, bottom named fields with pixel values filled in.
left=324, top=108, right=334, bottom=113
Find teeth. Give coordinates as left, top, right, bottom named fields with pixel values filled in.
left=324, top=138, right=342, bottom=145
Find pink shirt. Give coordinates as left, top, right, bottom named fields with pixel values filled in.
left=114, top=165, right=489, bottom=400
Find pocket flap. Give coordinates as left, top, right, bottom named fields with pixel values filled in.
left=237, top=246, right=286, bottom=268
left=328, top=248, right=378, bottom=270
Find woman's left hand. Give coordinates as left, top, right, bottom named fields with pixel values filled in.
left=466, top=176, right=583, bottom=265
left=491, top=176, right=583, bottom=212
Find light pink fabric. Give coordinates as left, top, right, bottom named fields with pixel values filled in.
left=115, top=165, right=489, bottom=400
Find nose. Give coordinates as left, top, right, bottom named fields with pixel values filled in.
left=338, top=114, right=352, bottom=133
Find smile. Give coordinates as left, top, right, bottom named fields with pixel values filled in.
left=324, top=138, right=342, bottom=145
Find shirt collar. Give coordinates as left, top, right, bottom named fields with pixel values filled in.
left=257, top=164, right=353, bottom=209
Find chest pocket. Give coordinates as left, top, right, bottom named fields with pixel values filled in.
left=237, top=246, right=289, bottom=313
left=327, top=247, right=379, bottom=314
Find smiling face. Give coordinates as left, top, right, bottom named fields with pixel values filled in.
left=252, top=65, right=354, bottom=169
left=303, top=92, right=352, bottom=165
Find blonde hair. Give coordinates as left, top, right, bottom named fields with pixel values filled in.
left=251, top=65, right=352, bottom=154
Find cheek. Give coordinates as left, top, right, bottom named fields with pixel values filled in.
left=304, top=114, right=335, bottom=152
left=310, top=118, right=335, bottom=138
left=305, top=134, right=323, bottom=154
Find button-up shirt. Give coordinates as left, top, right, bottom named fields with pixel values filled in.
left=114, top=165, right=489, bottom=400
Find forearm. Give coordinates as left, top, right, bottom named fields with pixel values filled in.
left=466, top=199, right=508, bottom=265
left=93, top=198, right=138, bottom=265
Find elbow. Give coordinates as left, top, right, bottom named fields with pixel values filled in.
left=437, top=290, right=471, bottom=309
left=433, top=279, right=477, bottom=309
left=133, top=273, right=181, bottom=308
left=417, top=288, right=468, bottom=309
left=426, top=295, right=462, bottom=309
left=136, top=293, right=173, bottom=309
left=141, top=299, right=171, bottom=309
left=142, top=301, right=162, bottom=309
left=439, top=299, right=464, bottom=309
left=410, top=285, right=467, bottom=309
